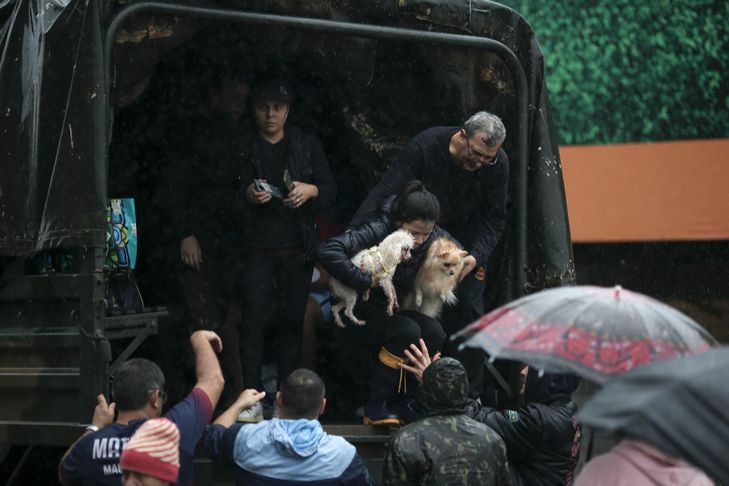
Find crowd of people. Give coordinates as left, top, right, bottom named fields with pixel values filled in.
left=55, top=70, right=713, bottom=486
left=161, top=68, right=511, bottom=420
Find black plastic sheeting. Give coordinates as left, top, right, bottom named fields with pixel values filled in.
left=0, top=0, right=575, bottom=299
left=0, top=0, right=106, bottom=255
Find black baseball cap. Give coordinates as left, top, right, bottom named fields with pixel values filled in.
left=252, top=78, right=293, bottom=103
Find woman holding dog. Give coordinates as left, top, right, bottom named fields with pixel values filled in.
left=318, top=180, right=475, bottom=425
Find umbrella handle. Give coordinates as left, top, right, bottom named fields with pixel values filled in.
left=586, top=427, right=594, bottom=461
left=485, top=360, right=513, bottom=398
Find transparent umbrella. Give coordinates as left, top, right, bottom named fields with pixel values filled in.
left=455, top=285, right=716, bottom=383
left=577, top=347, right=729, bottom=484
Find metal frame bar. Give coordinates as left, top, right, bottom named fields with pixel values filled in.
left=6, top=445, right=33, bottom=486
left=102, top=1, right=529, bottom=296
left=108, top=320, right=158, bottom=374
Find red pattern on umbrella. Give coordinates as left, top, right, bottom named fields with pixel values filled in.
left=458, top=286, right=716, bottom=382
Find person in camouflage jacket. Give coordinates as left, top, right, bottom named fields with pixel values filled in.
left=382, top=356, right=511, bottom=485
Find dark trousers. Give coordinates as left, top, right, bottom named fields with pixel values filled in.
left=343, top=299, right=446, bottom=402
left=177, top=242, right=232, bottom=331
left=345, top=300, right=446, bottom=358
left=239, top=253, right=312, bottom=390
left=442, top=272, right=487, bottom=398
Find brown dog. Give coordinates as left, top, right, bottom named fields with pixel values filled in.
left=401, top=237, right=467, bottom=318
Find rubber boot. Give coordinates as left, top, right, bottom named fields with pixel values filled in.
left=363, top=347, right=406, bottom=426
left=389, top=372, right=423, bottom=425
left=388, top=398, right=422, bottom=426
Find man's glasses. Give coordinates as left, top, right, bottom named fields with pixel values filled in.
left=464, top=132, right=498, bottom=166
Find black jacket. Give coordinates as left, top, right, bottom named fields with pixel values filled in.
left=163, top=113, right=243, bottom=247
left=317, top=197, right=454, bottom=295
left=465, top=372, right=582, bottom=486
left=350, top=126, right=508, bottom=268
left=237, top=125, right=337, bottom=258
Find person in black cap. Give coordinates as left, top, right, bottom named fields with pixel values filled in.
left=234, top=77, right=337, bottom=415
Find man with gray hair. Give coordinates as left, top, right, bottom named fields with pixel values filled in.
left=350, top=111, right=509, bottom=398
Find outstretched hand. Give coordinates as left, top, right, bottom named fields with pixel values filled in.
left=214, top=389, right=267, bottom=427
left=400, top=338, right=441, bottom=382
left=235, top=389, right=266, bottom=412
left=92, top=394, right=115, bottom=428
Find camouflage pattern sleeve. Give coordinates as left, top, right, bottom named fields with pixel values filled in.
left=493, top=432, right=512, bottom=486
left=382, top=430, right=421, bottom=485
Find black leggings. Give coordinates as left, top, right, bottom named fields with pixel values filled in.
left=345, top=300, right=446, bottom=359
left=239, top=253, right=312, bottom=390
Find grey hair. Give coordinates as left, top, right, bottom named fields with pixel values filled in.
left=112, top=358, right=165, bottom=412
left=463, top=111, right=506, bottom=147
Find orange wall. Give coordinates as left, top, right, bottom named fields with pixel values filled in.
left=560, top=139, right=729, bottom=243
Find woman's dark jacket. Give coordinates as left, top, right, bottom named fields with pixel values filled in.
left=317, top=197, right=454, bottom=296
left=465, top=371, right=582, bottom=486
left=236, top=125, right=337, bottom=258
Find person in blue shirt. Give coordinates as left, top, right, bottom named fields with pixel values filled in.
left=59, top=330, right=224, bottom=486
left=204, top=369, right=375, bottom=485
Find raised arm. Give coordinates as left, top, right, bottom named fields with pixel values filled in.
left=214, top=389, right=266, bottom=427
left=190, top=330, right=225, bottom=408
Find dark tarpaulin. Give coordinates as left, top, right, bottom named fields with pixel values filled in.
left=0, top=0, right=106, bottom=255
left=1, top=0, right=574, bottom=300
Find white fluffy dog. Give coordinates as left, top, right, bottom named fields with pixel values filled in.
left=330, top=229, right=415, bottom=327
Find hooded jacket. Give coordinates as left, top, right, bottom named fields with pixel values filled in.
left=203, top=419, right=374, bottom=485
left=465, top=370, right=582, bottom=486
left=575, top=439, right=714, bottom=486
left=382, top=358, right=511, bottom=486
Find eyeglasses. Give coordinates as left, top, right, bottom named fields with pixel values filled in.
left=464, top=131, right=498, bottom=166
left=149, top=388, right=168, bottom=405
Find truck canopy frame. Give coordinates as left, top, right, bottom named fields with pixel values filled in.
left=0, top=0, right=573, bottom=446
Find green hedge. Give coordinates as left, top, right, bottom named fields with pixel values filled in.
left=498, top=0, right=729, bottom=145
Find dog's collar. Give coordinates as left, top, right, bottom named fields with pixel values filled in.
left=360, top=248, right=395, bottom=280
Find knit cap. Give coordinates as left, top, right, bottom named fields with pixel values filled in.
left=120, top=418, right=180, bottom=483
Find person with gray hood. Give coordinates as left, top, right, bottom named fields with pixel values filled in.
left=382, top=353, right=511, bottom=485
